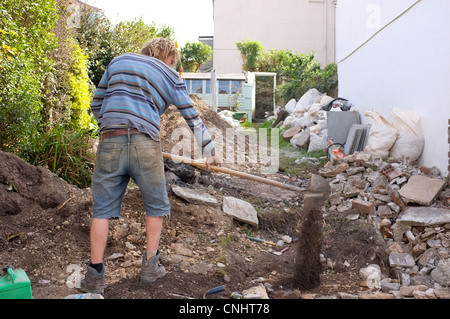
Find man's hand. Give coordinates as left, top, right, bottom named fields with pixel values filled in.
left=205, top=154, right=222, bottom=171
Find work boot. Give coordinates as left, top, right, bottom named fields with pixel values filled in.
left=80, top=263, right=105, bottom=295
left=140, top=251, right=166, bottom=283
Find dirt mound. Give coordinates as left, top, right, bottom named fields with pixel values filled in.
left=160, top=94, right=233, bottom=157
left=0, top=151, right=92, bottom=292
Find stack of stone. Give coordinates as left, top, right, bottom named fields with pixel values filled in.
left=318, top=152, right=450, bottom=299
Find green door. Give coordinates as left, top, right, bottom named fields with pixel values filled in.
left=241, top=83, right=253, bottom=122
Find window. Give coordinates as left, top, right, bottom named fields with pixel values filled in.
left=218, top=80, right=243, bottom=94
left=184, top=79, right=210, bottom=94
left=230, top=80, right=242, bottom=94
left=204, top=80, right=211, bottom=94
left=191, top=80, right=203, bottom=94
left=218, top=80, right=230, bottom=94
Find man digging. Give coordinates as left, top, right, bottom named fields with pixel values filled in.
left=80, top=38, right=221, bottom=295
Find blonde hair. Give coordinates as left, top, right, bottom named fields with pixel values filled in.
left=141, top=38, right=179, bottom=66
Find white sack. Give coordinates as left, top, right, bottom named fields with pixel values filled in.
left=308, top=131, right=328, bottom=152
left=363, top=111, right=397, bottom=159
left=285, top=98, right=297, bottom=113
left=388, top=107, right=424, bottom=163
left=298, top=103, right=322, bottom=128
left=294, top=88, right=323, bottom=113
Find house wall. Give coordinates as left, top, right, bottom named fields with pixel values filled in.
left=336, top=0, right=450, bottom=176
left=212, top=0, right=336, bottom=74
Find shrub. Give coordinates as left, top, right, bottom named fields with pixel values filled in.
left=0, top=0, right=58, bottom=151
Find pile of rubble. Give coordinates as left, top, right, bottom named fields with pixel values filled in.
left=317, top=152, right=450, bottom=299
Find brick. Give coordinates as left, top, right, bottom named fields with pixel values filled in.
left=351, top=198, right=375, bottom=216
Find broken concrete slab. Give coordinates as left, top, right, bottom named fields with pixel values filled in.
left=398, top=175, right=446, bottom=206
left=430, top=259, right=450, bottom=286
left=389, top=252, right=416, bottom=268
left=171, top=185, right=218, bottom=206
left=393, top=207, right=450, bottom=241
left=222, top=196, right=259, bottom=227
left=318, top=162, right=349, bottom=178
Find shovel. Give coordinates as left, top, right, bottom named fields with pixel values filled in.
left=162, top=152, right=305, bottom=194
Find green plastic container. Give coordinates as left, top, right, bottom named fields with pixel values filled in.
left=0, top=268, right=32, bottom=299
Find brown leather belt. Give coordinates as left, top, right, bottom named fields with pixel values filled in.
left=100, top=128, right=141, bottom=139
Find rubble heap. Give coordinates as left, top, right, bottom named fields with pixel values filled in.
left=318, top=152, right=450, bottom=299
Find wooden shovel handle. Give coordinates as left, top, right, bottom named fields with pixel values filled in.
left=162, top=152, right=305, bottom=194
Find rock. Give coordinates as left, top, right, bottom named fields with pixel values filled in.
left=430, top=259, right=450, bottom=286
left=351, top=198, right=376, bottom=216
left=399, top=285, right=429, bottom=297
left=412, top=288, right=437, bottom=299
left=359, top=264, right=381, bottom=289
left=222, top=196, right=259, bottom=227
left=171, top=185, right=218, bottom=206
left=393, top=207, right=450, bottom=241
left=291, top=127, right=310, bottom=148
left=417, top=248, right=437, bottom=268
left=398, top=175, right=446, bottom=206
left=170, top=243, right=194, bottom=257
left=389, top=252, right=416, bottom=268
left=346, top=166, right=365, bottom=176
left=242, top=284, right=269, bottom=299
left=271, top=289, right=302, bottom=299
left=283, top=126, right=302, bottom=141
left=380, top=281, right=400, bottom=292
left=337, top=292, right=359, bottom=299
left=318, top=163, right=349, bottom=178
left=434, top=288, right=450, bottom=299
left=360, top=291, right=394, bottom=299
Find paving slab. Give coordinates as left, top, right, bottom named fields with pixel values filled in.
left=398, top=175, right=446, bottom=206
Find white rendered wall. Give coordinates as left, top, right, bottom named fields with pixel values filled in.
left=213, top=0, right=336, bottom=74
left=336, top=0, right=450, bottom=176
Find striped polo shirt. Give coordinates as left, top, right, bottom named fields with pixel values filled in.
left=90, top=53, right=215, bottom=157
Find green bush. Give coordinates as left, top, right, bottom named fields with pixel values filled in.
left=0, top=0, right=58, bottom=151
left=68, top=39, right=92, bottom=130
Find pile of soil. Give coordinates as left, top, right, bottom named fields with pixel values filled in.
left=0, top=96, right=388, bottom=300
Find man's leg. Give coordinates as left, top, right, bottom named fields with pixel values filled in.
left=90, top=218, right=109, bottom=264
left=145, top=216, right=163, bottom=257
left=80, top=218, right=109, bottom=294
left=141, top=216, right=166, bottom=282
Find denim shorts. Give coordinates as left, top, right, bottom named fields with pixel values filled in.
left=91, top=132, right=170, bottom=219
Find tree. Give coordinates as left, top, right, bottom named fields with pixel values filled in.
left=235, top=40, right=338, bottom=101
left=179, top=41, right=213, bottom=72
left=75, top=6, right=176, bottom=86
left=236, top=39, right=266, bottom=71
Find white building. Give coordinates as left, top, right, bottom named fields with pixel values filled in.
left=336, top=0, right=450, bottom=176
left=212, top=0, right=336, bottom=74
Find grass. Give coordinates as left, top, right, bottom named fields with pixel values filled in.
left=19, top=123, right=96, bottom=188
left=240, top=119, right=328, bottom=176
